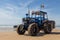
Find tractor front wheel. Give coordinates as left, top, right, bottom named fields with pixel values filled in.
left=17, top=24, right=25, bottom=35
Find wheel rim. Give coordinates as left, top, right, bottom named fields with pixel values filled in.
left=32, top=24, right=37, bottom=33
left=31, top=24, right=38, bottom=35
left=46, top=26, right=51, bottom=32
left=19, top=26, right=24, bottom=31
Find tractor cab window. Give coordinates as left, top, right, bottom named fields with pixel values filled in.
left=45, top=14, right=48, bottom=19
left=32, top=14, right=35, bottom=18
left=40, top=14, right=43, bottom=20
left=36, top=15, right=39, bottom=17
left=40, top=14, right=43, bottom=17
left=32, top=13, right=39, bottom=18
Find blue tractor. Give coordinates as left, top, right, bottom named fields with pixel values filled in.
left=16, top=11, right=55, bottom=36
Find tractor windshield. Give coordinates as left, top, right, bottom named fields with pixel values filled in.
left=32, top=14, right=39, bottom=18
left=31, top=11, right=43, bottom=18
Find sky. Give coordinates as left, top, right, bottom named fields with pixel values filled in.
left=0, top=0, right=60, bottom=26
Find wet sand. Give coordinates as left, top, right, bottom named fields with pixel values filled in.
left=0, top=29, right=60, bottom=40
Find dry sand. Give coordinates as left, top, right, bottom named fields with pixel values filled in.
left=0, top=29, right=60, bottom=40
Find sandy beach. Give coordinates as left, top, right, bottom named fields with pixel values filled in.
left=0, top=29, right=60, bottom=40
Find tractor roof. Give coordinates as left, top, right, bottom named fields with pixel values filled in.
left=32, top=11, right=47, bottom=15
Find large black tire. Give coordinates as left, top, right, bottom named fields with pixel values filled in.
left=28, top=23, right=39, bottom=36
left=44, top=22, right=52, bottom=34
left=17, top=24, right=25, bottom=35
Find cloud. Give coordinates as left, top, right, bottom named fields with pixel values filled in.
left=0, top=0, right=35, bottom=25
left=19, top=0, right=34, bottom=7
left=0, top=4, right=21, bottom=25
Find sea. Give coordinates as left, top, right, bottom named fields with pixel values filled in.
left=0, top=25, right=15, bottom=32
left=0, top=25, right=60, bottom=32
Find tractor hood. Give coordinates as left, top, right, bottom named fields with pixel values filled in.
left=30, top=18, right=37, bottom=23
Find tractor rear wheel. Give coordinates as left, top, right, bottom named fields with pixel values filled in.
left=17, top=24, right=25, bottom=35
left=44, top=23, right=52, bottom=34
left=28, top=23, right=39, bottom=36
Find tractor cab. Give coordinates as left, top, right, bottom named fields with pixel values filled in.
left=31, top=11, right=48, bottom=20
